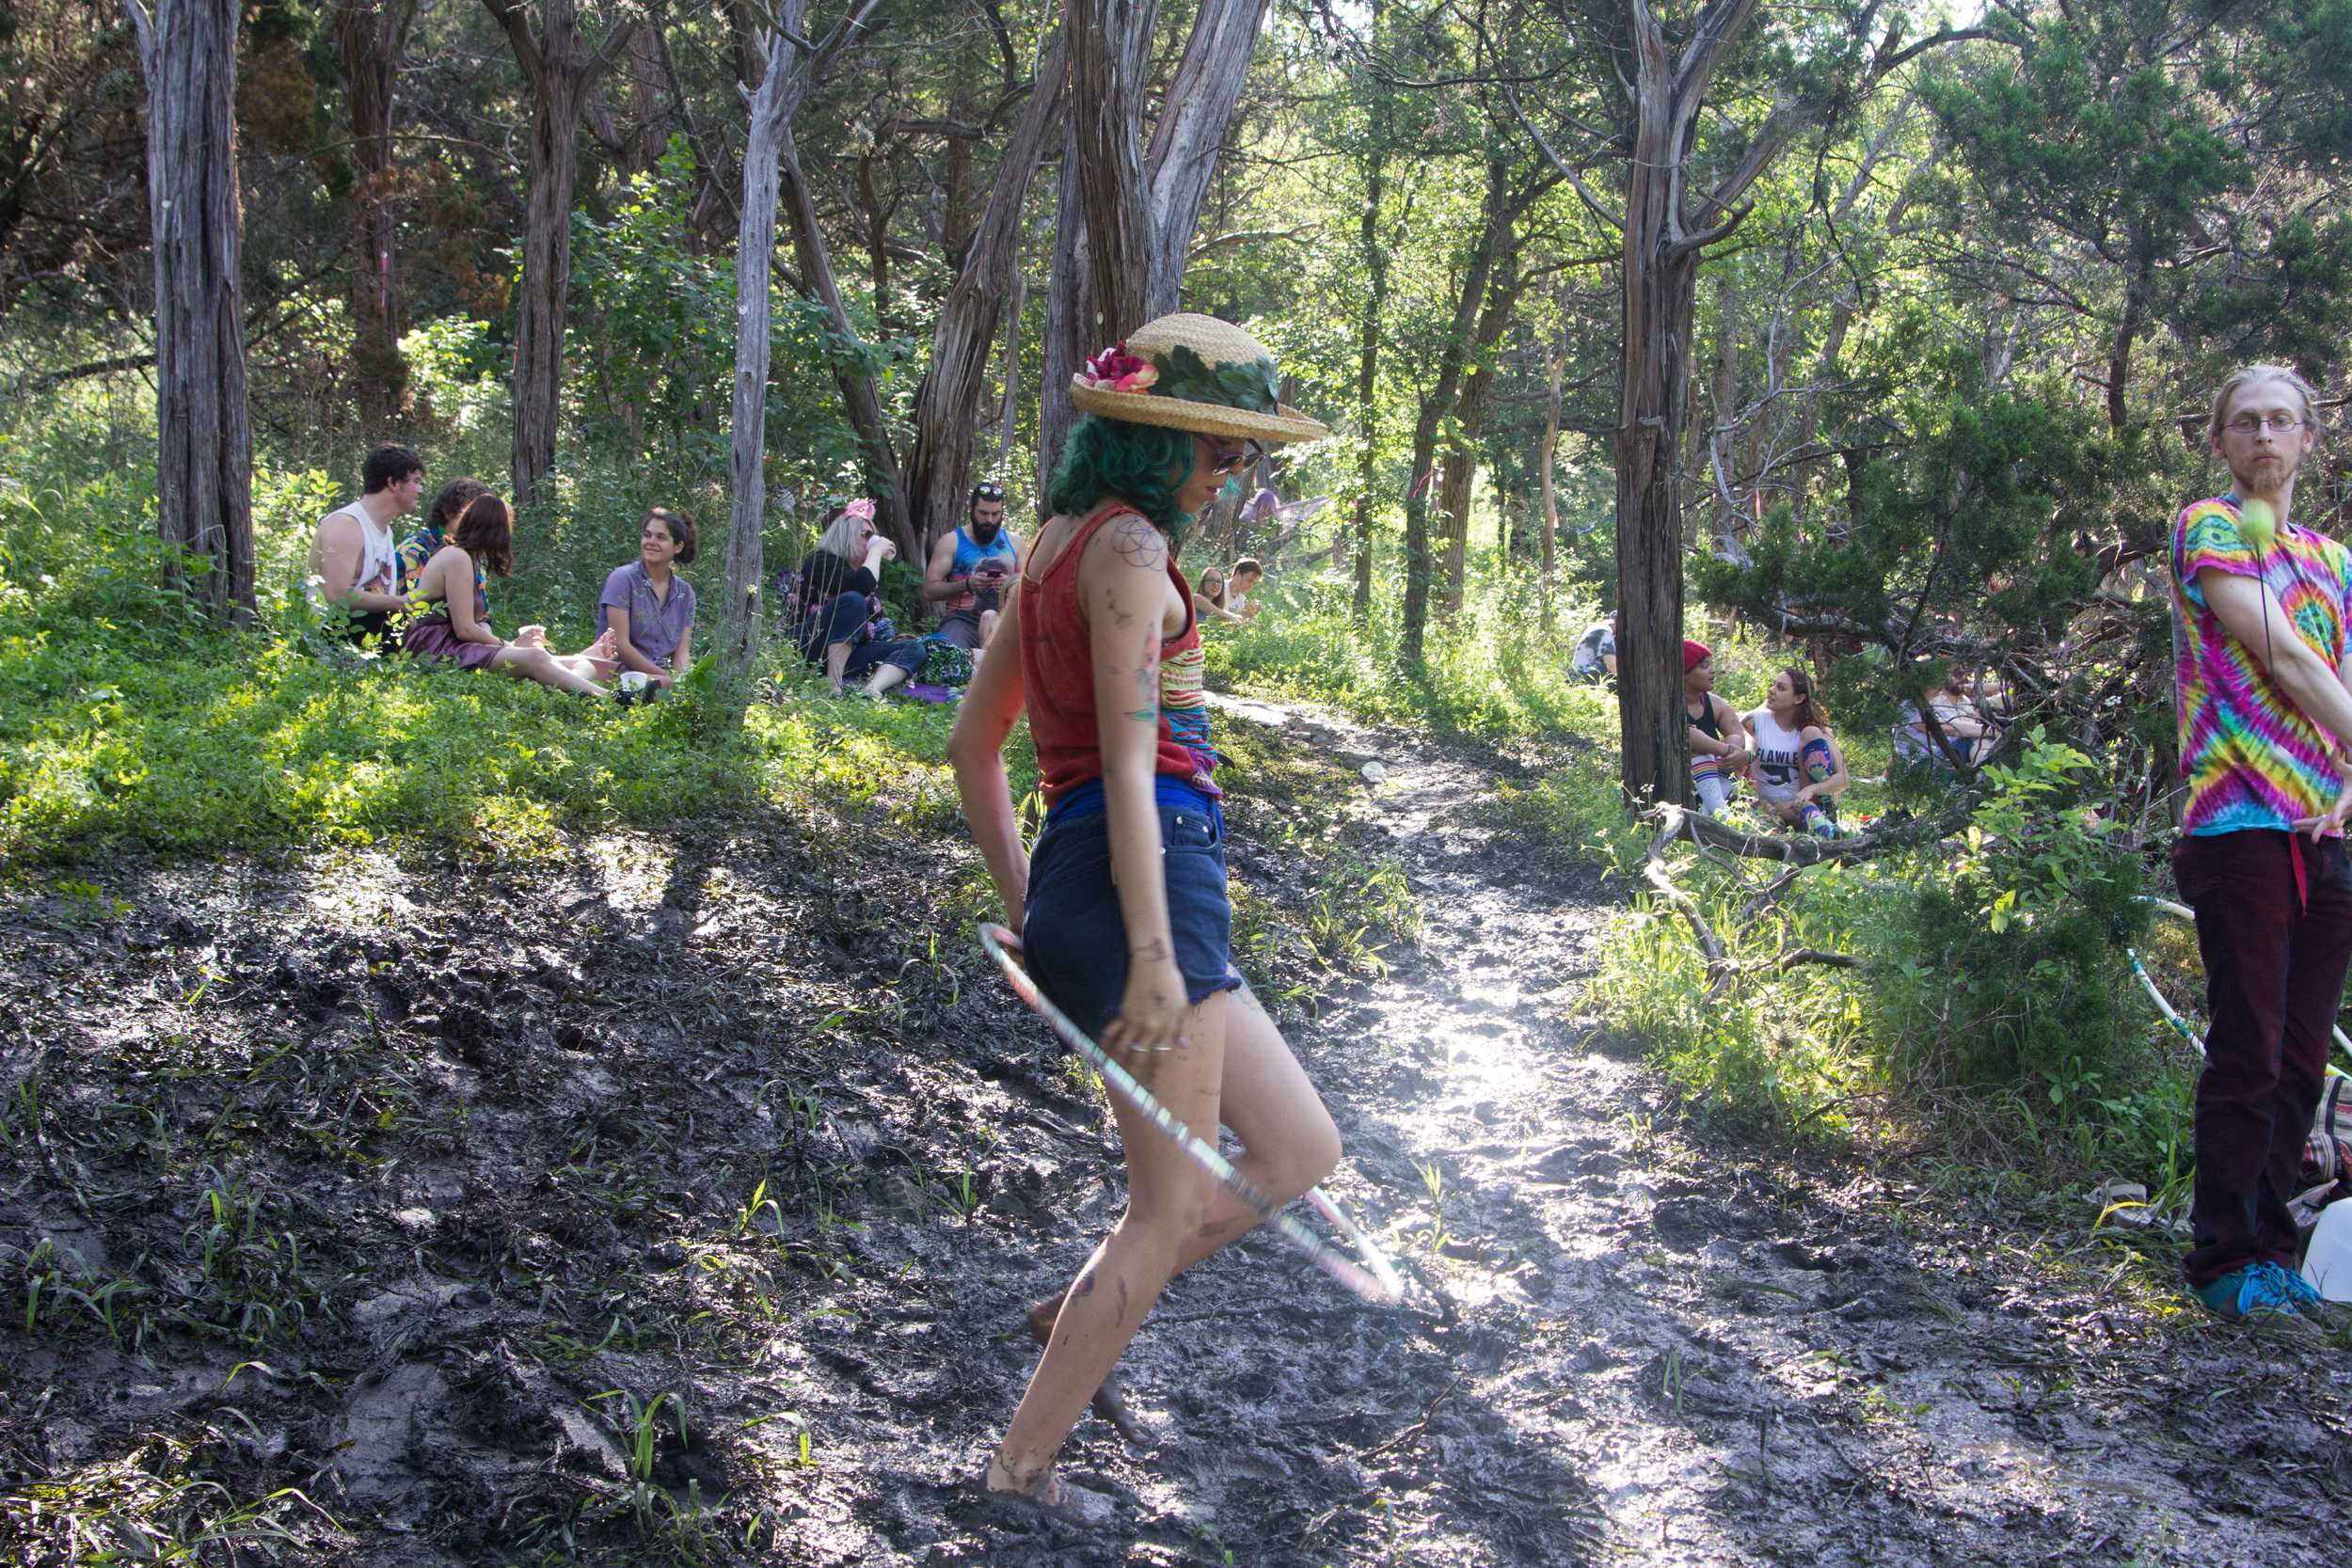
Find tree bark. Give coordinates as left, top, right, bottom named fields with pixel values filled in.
left=1538, top=328, right=1563, bottom=631
left=1438, top=245, right=1520, bottom=614
left=778, top=130, right=913, bottom=558
left=1066, top=0, right=1153, bottom=357
left=484, top=0, right=634, bottom=505
left=723, top=1, right=815, bottom=674
left=1137, top=0, right=1270, bottom=319
left=904, top=27, right=1067, bottom=551
left=334, top=0, right=419, bottom=436
left=1041, top=0, right=1266, bottom=483
left=1402, top=158, right=1512, bottom=665
left=1351, top=149, right=1387, bottom=618
left=1614, top=0, right=1763, bottom=806
left=123, top=0, right=253, bottom=621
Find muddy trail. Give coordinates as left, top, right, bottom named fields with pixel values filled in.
left=4, top=693, right=2348, bottom=1567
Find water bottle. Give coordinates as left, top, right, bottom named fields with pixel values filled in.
left=2304, top=1197, right=2352, bottom=1303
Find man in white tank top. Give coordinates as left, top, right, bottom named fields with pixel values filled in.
left=308, top=444, right=425, bottom=643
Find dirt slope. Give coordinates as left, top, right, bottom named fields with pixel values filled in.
left=2, top=695, right=2345, bottom=1567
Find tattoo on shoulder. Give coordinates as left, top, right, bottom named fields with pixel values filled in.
left=1103, top=585, right=1136, bottom=630
left=1104, top=513, right=1168, bottom=571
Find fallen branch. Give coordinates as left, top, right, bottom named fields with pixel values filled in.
left=1663, top=800, right=1972, bottom=865
left=1644, top=808, right=1867, bottom=1000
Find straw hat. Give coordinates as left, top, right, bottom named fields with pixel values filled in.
left=1070, top=312, right=1327, bottom=445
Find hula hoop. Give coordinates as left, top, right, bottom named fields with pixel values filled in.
left=2132, top=895, right=2352, bottom=1064
left=978, top=922, right=1405, bottom=1307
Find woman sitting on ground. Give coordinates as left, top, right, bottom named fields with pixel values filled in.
left=1191, top=564, right=1247, bottom=624
left=949, top=313, right=1342, bottom=1520
left=402, top=495, right=612, bottom=697
left=795, top=499, right=925, bottom=697
left=599, top=507, right=699, bottom=686
left=1684, top=640, right=1753, bottom=816
left=1742, top=664, right=1850, bottom=837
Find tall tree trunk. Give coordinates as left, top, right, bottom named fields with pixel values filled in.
left=1437, top=250, right=1520, bottom=615
left=1041, top=0, right=1266, bottom=484
left=1538, top=329, right=1563, bottom=631
left=1614, top=0, right=1764, bottom=806
left=335, top=0, right=418, bottom=436
left=723, top=2, right=815, bottom=674
left=779, top=132, right=913, bottom=558
left=1136, top=0, right=1270, bottom=320
left=904, top=27, right=1067, bottom=550
left=485, top=0, right=634, bottom=505
left=1351, top=0, right=1389, bottom=620
left=123, top=0, right=253, bottom=621
left=1402, top=159, right=1510, bottom=666
left=1066, top=0, right=1153, bottom=357
left=1688, top=270, right=1735, bottom=551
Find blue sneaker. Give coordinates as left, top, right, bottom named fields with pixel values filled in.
left=2191, top=1263, right=2303, bottom=1323
left=2272, top=1262, right=2350, bottom=1330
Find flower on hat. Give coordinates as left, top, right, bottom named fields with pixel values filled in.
left=1079, top=341, right=1159, bottom=395
left=843, top=498, right=875, bottom=522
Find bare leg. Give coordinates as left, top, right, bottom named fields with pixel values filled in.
left=991, top=986, right=1338, bottom=1494
left=861, top=661, right=911, bottom=698
left=490, top=643, right=608, bottom=697
left=824, top=641, right=851, bottom=693
left=977, top=608, right=1001, bottom=649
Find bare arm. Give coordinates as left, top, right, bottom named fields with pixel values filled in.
left=1082, top=512, right=1189, bottom=1054
left=433, top=548, right=501, bottom=646
left=1195, top=592, right=1246, bottom=623
left=672, top=623, right=691, bottom=673
left=606, top=606, right=662, bottom=676
left=923, top=532, right=961, bottom=601
left=2201, top=567, right=2352, bottom=751
left=948, top=590, right=1033, bottom=932
left=312, top=513, right=406, bottom=613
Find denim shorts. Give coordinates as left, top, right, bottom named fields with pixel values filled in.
left=1022, top=785, right=1244, bottom=1038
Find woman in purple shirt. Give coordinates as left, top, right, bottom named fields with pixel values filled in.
left=599, top=508, right=699, bottom=685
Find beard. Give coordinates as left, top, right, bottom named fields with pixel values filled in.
left=2232, top=451, right=2295, bottom=494
left=969, top=517, right=1001, bottom=545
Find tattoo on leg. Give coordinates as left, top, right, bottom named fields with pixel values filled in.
left=1073, top=1271, right=1096, bottom=1298
left=1116, top=1275, right=1131, bottom=1325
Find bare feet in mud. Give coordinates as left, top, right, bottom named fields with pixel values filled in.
left=1026, top=1294, right=1152, bottom=1445
left=977, top=1456, right=1118, bottom=1527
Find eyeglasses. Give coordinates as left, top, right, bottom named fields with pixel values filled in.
left=972, top=483, right=1004, bottom=501
left=2227, top=414, right=2307, bottom=436
left=1197, top=436, right=1264, bottom=479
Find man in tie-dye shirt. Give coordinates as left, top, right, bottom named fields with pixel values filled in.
left=2169, top=363, right=2352, bottom=1325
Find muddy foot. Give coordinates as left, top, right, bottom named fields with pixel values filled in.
left=974, top=1462, right=1118, bottom=1528
left=1026, top=1296, right=1152, bottom=1445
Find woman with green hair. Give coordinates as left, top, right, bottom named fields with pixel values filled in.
left=949, top=313, right=1339, bottom=1521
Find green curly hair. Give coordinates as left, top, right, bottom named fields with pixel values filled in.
left=1045, top=416, right=1194, bottom=535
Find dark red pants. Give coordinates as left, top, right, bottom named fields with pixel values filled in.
left=2174, top=830, right=2352, bottom=1285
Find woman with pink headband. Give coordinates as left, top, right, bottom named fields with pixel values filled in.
left=793, top=499, right=926, bottom=697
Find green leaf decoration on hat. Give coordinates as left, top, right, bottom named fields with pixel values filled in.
left=1151, top=344, right=1279, bottom=415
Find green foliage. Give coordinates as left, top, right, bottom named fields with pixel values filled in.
left=1150, top=343, right=1279, bottom=414
left=1861, top=735, right=2149, bottom=1105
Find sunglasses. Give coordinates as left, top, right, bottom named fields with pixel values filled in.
left=973, top=483, right=1005, bottom=501
left=1197, top=436, right=1264, bottom=479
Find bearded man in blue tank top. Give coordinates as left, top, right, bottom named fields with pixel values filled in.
left=925, top=481, right=1024, bottom=651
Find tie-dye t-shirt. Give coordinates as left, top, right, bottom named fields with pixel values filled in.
left=2169, top=495, right=2352, bottom=836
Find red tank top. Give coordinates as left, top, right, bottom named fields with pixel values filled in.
left=1021, top=503, right=1213, bottom=805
